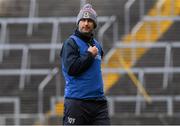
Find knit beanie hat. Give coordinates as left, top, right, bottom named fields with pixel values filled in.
left=76, top=4, right=97, bottom=28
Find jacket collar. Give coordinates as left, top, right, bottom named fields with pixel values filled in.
left=74, top=29, right=94, bottom=46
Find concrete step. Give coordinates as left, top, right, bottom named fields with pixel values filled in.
left=159, top=22, right=180, bottom=42
left=9, top=24, right=52, bottom=44
left=0, top=0, right=29, bottom=17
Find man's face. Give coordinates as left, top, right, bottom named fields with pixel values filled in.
left=78, top=19, right=94, bottom=34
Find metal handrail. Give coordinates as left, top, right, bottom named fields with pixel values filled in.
left=0, top=43, right=62, bottom=90
left=119, top=42, right=180, bottom=85
left=124, top=0, right=146, bottom=34
left=0, top=16, right=113, bottom=63
left=103, top=66, right=180, bottom=89
left=1, top=42, right=180, bottom=90
left=107, top=95, right=173, bottom=117
left=20, top=46, right=29, bottom=89
left=0, top=23, right=7, bottom=63
left=0, top=97, right=20, bottom=125
left=123, top=0, right=179, bottom=65
left=0, top=16, right=111, bottom=24
left=0, top=113, right=39, bottom=125
left=3, top=94, right=180, bottom=124
left=50, top=95, right=180, bottom=118
left=38, top=67, right=59, bottom=123
left=163, top=44, right=171, bottom=89
left=27, top=0, right=38, bottom=35
left=103, top=67, right=180, bottom=74
left=0, top=69, right=52, bottom=75
left=124, top=0, right=136, bottom=34
left=131, top=21, right=144, bottom=63
left=103, top=41, right=180, bottom=89
left=104, top=41, right=178, bottom=88
left=143, top=16, right=180, bottom=21
left=156, top=0, right=166, bottom=35
left=98, top=16, right=117, bottom=48
left=0, top=68, right=58, bottom=124
left=124, top=0, right=178, bottom=39
left=115, top=41, right=170, bottom=47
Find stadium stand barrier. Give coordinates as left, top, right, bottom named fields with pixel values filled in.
left=1, top=0, right=180, bottom=124
left=0, top=16, right=117, bottom=62
left=0, top=97, right=20, bottom=125
left=0, top=43, right=62, bottom=90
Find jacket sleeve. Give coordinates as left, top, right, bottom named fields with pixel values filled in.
left=60, top=38, right=94, bottom=76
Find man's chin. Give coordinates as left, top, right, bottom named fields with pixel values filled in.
left=81, top=31, right=91, bottom=34
left=82, top=29, right=90, bottom=32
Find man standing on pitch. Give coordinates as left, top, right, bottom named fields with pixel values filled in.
left=60, top=3, right=110, bottom=125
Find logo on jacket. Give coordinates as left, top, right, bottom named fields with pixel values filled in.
left=68, top=117, right=76, bottom=124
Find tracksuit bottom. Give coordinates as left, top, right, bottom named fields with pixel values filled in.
left=63, top=98, right=110, bottom=125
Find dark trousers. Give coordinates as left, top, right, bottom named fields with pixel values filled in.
left=63, top=98, right=110, bottom=125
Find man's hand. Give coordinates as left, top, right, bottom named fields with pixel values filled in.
left=88, top=46, right=98, bottom=57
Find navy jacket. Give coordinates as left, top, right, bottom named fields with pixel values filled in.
left=60, top=29, right=105, bottom=99
left=60, top=29, right=103, bottom=76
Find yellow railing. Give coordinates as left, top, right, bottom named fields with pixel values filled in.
left=103, top=0, right=180, bottom=93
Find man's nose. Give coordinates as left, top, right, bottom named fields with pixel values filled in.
left=84, top=20, right=89, bottom=25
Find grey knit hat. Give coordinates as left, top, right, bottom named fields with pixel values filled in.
left=76, top=4, right=97, bottom=28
